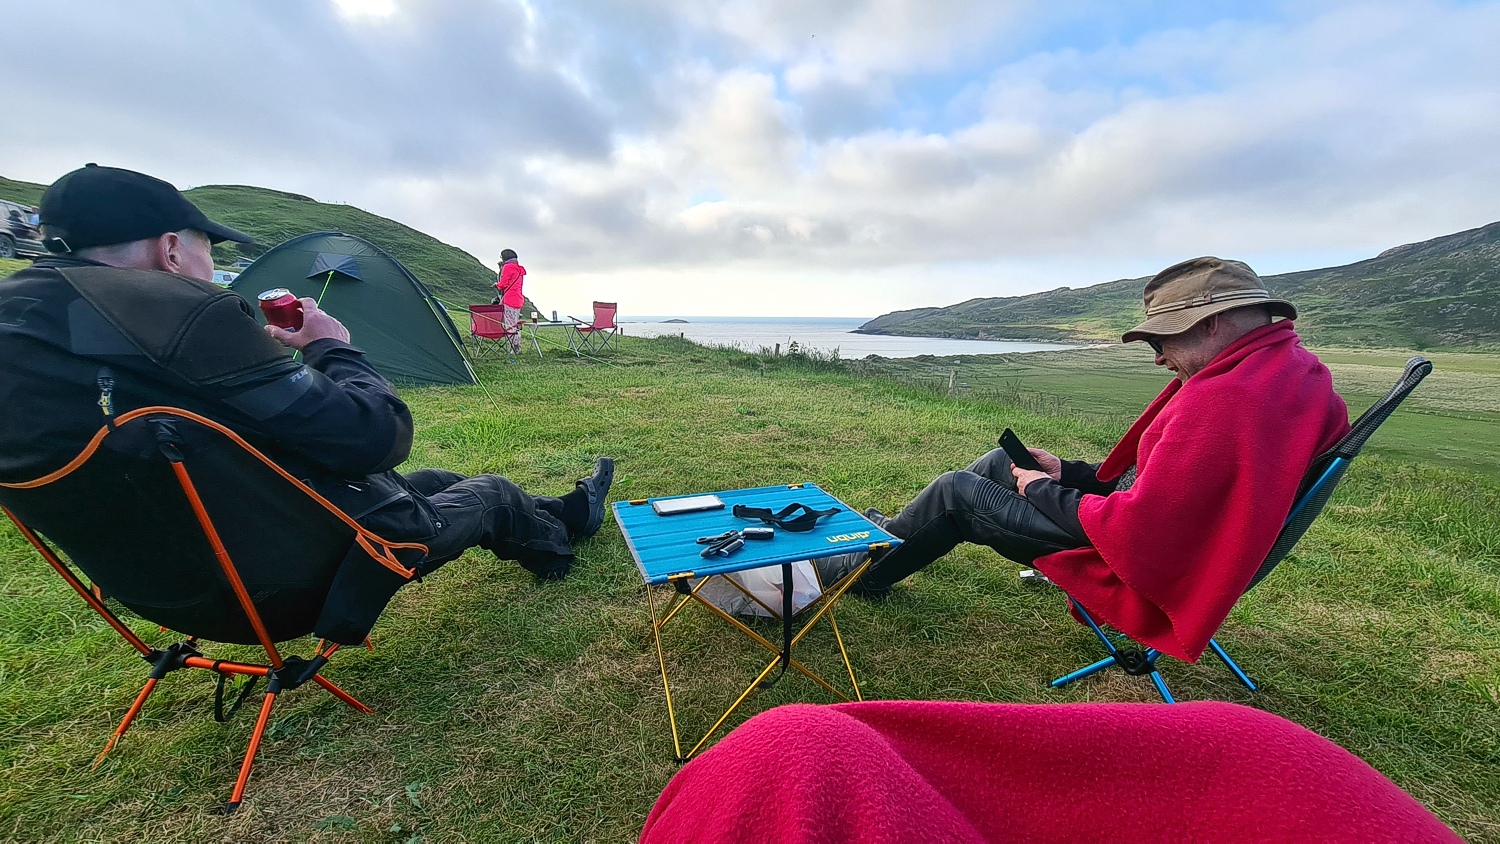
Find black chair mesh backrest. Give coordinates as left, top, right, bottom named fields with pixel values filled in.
left=0, top=413, right=358, bottom=645
left=1245, top=357, right=1432, bottom=591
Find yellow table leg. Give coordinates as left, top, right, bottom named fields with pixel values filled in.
left=649, top=552, right=882, bottom=760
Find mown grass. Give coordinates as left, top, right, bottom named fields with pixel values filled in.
left=1, top=335, right=1497, bottom=842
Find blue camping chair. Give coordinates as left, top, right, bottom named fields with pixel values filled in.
left=1048, top=357, right=1432, bottom=703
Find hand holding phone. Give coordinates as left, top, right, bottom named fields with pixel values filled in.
left=998, top=428, right=1045, bottom=472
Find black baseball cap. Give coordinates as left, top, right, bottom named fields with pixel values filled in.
left=39, top=163, right=253, bottom=253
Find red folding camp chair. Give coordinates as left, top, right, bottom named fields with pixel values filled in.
left=566, top=301, right=621, bottom=356
left=1045, top=357, right=1432, bottom=702
left=0, top=407, right=429, bottom=812
left=468, top=303, right=538, bottom=359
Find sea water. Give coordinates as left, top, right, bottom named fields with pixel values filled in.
left=622, top=316, right=1074, bottom=359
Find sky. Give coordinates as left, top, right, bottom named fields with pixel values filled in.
left=5, top=0, right=1500, bottom=317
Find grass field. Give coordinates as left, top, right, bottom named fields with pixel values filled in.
left=859, top=344, right=1500, bottom=479
left=1, top=335, right=1497, bottom=842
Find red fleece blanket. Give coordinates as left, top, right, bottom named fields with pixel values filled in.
left=640, top=701, right=1459, bottom=844
left=1034, top=321, right=1348, bottom=661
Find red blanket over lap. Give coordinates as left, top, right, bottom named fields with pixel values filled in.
left=639, top=701, right=1460, bottom=844
left=1033, top=321, right=1349, bottom=661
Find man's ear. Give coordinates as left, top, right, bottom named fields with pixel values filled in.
left=144, top=232, right=180, bottom=274
left=162, top=231, right=188, bottom=275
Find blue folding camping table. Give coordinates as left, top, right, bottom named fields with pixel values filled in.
left=614, top=483, right=900, bottom=761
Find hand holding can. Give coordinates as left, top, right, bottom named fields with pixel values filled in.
left=258, top=289, right=304, bottom=330
left=263, top=297, right=351, bottom=350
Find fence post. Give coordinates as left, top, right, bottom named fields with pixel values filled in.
left=948, top=369, right=957, bottom=396
left=775, top=343, right=781, bottom=357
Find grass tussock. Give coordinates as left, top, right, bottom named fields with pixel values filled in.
left=1, top=334, right=1496, bottom=842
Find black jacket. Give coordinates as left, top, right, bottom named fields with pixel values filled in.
left=0, top=257, right=423, bottom=525
left=1024, top=460, right=1120, bottom=543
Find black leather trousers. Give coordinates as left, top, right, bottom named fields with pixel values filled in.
left=361, top=468, right=574, bottom=576
left=861, top=448, right=1087, bottom=590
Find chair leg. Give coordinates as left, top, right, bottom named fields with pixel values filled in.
left=1144, top=650, right=1176, bottom=704
left=1147, top=670, right=1177, bottom=703
left=224, top=690, right=278, bottom=815
left=93, top=677, right=161, bottom=768
left=1051, top=654, right=1117, bottom=688
left=1053, top=602, right=1178, bottom=702
left=1207, top=638, right=1257, bottom=691
left=313, top=674, right=373, bottom=713
left=1051, top=651, right=1177, bottom=703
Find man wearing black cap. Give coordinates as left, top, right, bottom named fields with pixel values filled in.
left=0, top=164, right=612, bottom=595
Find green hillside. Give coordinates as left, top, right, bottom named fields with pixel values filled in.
left=861, top=222, right=1500, bottom=350
left=0, top=176, right=528, bottom=312
left=0, top=175, right=44, bottom=206
left=859, top=277, right=1145, bottom=344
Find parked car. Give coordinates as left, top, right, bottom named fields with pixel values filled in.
left=211, top=270, right=239, bottom=286
left=1, top=199, right=46, bottom=259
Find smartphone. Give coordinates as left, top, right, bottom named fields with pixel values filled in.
left=651, top=494, right=726, bottom=516
left=998, top=428, right=1044, bottom=471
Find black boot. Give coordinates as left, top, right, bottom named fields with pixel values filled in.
left=563, top=457, right=614, bottom=540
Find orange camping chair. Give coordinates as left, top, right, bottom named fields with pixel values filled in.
left=0, top=408, right=428, bottom=813
left=567, top=301, right=621, bottom=356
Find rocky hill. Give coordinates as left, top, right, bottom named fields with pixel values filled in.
left=861, top=222, right=1500, bottom=350
left=0, top=175, right=524, bottom=311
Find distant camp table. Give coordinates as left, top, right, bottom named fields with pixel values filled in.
left=614, top=483, right=899, bottom=761
left=522, top=320, right=576, bottom=358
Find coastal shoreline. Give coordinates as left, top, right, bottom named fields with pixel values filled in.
left=853, top=327, right=1115, bottom=347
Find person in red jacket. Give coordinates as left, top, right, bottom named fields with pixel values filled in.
left=844, top=258, right=1350, bottom=662
left=493, top=248, right=526, bottom=356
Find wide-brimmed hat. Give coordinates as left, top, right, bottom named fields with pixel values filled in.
left=1122, top=257, right=1296, bottom=343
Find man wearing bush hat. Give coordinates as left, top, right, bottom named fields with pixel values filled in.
left=851, top=257, right=1350, bottom=664
left=0, top=164, right=612, bottom=628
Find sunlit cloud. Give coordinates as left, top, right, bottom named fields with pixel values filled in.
left=331, top=0, right=397, bottom=21
left=3, top=0, right=1498, bottom=316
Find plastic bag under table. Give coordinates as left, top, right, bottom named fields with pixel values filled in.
left=614, top=483, right=900, bottom=761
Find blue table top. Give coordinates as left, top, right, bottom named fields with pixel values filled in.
left=613, top=483, right=900, bottom=584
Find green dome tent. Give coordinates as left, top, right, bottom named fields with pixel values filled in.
left=230, top=232, right=476, bottom=386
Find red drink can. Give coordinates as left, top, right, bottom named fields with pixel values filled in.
left=258, top=289, right=304, bottom=330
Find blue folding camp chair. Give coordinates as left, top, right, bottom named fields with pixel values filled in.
left=1048, top=357, right=1432, bottom=703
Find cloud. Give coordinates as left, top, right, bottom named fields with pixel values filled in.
left=4, top=1, right=610, bottom=178
left=694, top=0, right=1035, bottom=85
left=3, top=0, right=1499, bottom=317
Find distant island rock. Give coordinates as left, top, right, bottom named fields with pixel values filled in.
left=661, top=318, right=691, bottom=323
